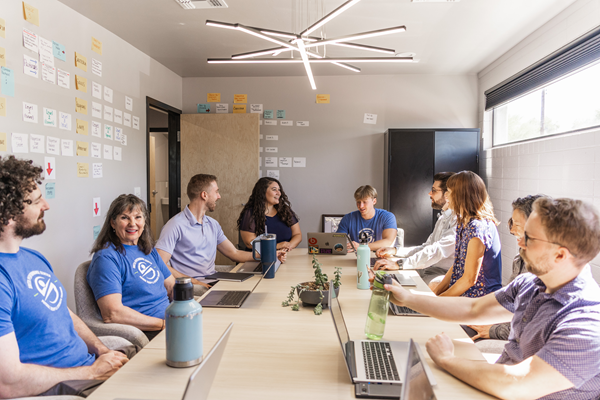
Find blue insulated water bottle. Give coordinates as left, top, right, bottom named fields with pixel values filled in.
left=166, top=277, right=203, bottom=367
left=252, top=233, right=277, bottom=279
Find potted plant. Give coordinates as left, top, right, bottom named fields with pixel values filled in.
left=282, top=255, right=342, bottom=315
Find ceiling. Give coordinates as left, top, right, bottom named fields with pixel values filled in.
left=58, top=0, right=577, bottom=78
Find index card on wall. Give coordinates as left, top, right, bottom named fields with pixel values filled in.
left=293, top=157, right=306, bottom=167
left=92, top=82, right=102, bottom=99
left=44, top=157, right=56, bottom=180
left=91, top=121, right=101, bottom=137
left=59, top=112, right=71, bottom=130
left=53, top=41, right=66, bottom=61
left=41, top=63, right=55, bottom=84
left=91, top=142, right=101, bottom=158
left=264, top=120, right=277, bottom=126
left=250, top=104, right=263, bottom=113
left=43, top=108, right=56, bottom=127
left=23, top=54, right=39, bottom=78
left=92, top=102, right=102, bottom=118
left=363, top=113, right=377, bottom=124
left=216, top=103, right=228, bottom=113
left=39, top=36, right=54, bottom=67
left=264, top=157, right=277, bottom=167
left=92, top=163, right=103, bottom=179
left=297, top=121, right=309, bottom=127
left=279, top=157, right=292, bottom=167
left=47, top=136, right=60, bottom=155
left=30, top=134, right=44, bottom=153
left=23, top=102, right=37, bottom=123
left=60, top=139, right=73, bottom=156
left=45, top=183, right=55, bottom=199
left=11, top=133, right=28, bottom=153
left=104, top=86, right=113, bottom=103
left=1, top=67, right=15, bottom=97
left=124, top=113, right=131, bottom=127
left=280, top=120, right=293, bottom=126
left=92, top=58, right=102, bottom=77
left=125, top=96, right=133, bottom=111
left=57, top=69, right=69, bottom=89
left=267, top=170, right=280, bottom=179
left=22, top=28, right=38, bottom=53
left=92, top=198, right=101, bottom=216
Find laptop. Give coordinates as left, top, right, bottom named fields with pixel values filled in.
left=202, top=271, right=254, bottom=282
left=236, top=259, right=282, bottom=275
left=307, top=232, right=349, bottom=255
left=400, top=339, right=437, bottom=400
left=199, top=262, right=274, bottom=308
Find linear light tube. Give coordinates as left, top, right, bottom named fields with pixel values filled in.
left=332, top=62, right=361, bottom=72
left=304, top=26, right=406, bottom=48
left=300, top=0, right=362, bottom=36
left=296, top=40, right=317, bottom=90
left=330, top=42, right=395, bottom=54
left=207, top=57, right=413, bottom=63
left=205, top=20, right=237, bottom=30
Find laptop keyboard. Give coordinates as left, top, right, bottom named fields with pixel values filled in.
left=391, top=305, right=422, bottom=315
left=362, top=341, right=400, bottom=381
left=217, top=291, right=247, bottom=306
left=253, top=264, right=262, bottom=272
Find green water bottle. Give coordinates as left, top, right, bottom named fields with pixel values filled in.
left=365, top=271, right=392, bottom=340
left=356, top=237, right=370, bottom=290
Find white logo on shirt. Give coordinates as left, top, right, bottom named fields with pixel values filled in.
left=359, top=228, right=374, bottom=244
left=27, top=270, right=64, bottom=311
left=133, top=257, right=159, bottom=284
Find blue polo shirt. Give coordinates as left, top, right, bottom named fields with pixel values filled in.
left=156, top=206, right=227, bottom=278
left=336, top=208, right=397, bottom=244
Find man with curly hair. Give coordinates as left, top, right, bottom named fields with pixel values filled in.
left=0, top=156, right=128, bottom=398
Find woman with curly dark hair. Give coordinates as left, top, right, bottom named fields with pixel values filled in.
left=237, top=177, right=301, bottom=251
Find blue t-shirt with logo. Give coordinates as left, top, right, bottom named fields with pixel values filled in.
left=0, top=248, right=95, bottom=368
left=337, top=208, right=397, bottom=244
left=88, top=244, right=171, bottom=319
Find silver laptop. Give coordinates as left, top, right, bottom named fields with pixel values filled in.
left=237, top=259, right=281, bottom=274
left=199, top=262, right=274, bottom=308
left=401, top=339, right=437, bottom=400
left=307, top=232, right=349, bottom=255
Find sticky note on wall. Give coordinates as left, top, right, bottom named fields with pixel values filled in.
left=316, top=94, right=330, bottom=104
left=22, top=2, right=40, bottom=26
left=75, top=52, right=87, bottom=72
left=207, top=93, right=220, bottom=102
left=91, top=37, right=102, bottom=55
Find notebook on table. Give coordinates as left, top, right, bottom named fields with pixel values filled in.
left=236, top=259, right=281, bottom=274
left=202, top=271, right=254, bottom=282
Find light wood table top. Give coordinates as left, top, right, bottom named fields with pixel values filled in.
left=88, top=250, right=495, bottom=400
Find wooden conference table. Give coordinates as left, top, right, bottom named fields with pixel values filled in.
left=88, top=250, right=495, bottom=400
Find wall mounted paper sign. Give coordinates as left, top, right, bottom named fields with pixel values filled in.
left=232, top=105, right=246, bottom=113
left=0, top=47, right=5, bottom=67
left=265, top=147, right=277, bottom=153
left=266, top=170, right=280, bottom=179
left=250, top=104, right=263, bottom=114
left=280, top=120, right=293, bottom=126
left=30, top=134, right=44, bottom=153
left=259, top=147, right=263, bottom=153
left=276, top=110, right=285, bottom=119
left=52, top=41, right=66, bottom=62
left=0, top=18, right=5, bottom=39
left=114, top=109, right=123, bottom=125
left=0, top=98, right=4, bottom=117
left=264, top=120, right=277, bottom=126
left=114, top=146, right=122, bottom=161
left=44, top=157, right=56, bottom=180
left=45, top=183, right=55, bottom=199
left=266, top=135, right=278, bottom=140
left=279, top=157, right=292, bottom=167
left=207, top=93, right=220, bottom=102
left=75, top=75, right=87, bottom=92
left=41, top=63, right=55, bottom=84
left=91, top=102, right=102, bottom=118
left=76, top=141, right=89, bottom=156
left=23, top=102, right=38, bottom=123
left=125, top=96, right=133, bottom=111
left=293, top=157, right=306, bottom=167
left=57, top=68, right=70, bottom=89
left=93, top=198, right=101, bottom=216
left=91, top=120, right=101, bottom=137
left=103, top=86, right=113, bottom=103
left=363, top=113, right=377, bottom=124
left=23, top=54, right=39, bottom=78
left=215, top=103, right=228, bottom=114
left=47, top=136, right=60, bottom=155
left=1, top=67, right=15, bottom=97
left=132, top=116, right=140, bottom=130
left=11, top=133, right=28, bottom=153
left=103, top=144, right=113, bottom=160
left=114, top=127, right=122, bottom=142
left=59, top=112, right=71, bottom=130
left=60, top=139, right=73, bottom=156
left=39, top=37, right=54, bottom=67
left=264, top=157, right=277, bottom=167
left=43, top=108, right=57, bottom=127
left=263, top=110, right=273, bottom=119
left=93, top=225, right=101, bottom=240
left=91, top=142, right=101, bottom=158
left=233, top=94, right=247, bottom=103
left=91, top=37, right=102, bottom=55
left=92, top=58, right=102, bottom=77
left=103, top=106, right=113, bottom=122
left=77, top=163, right=89, bottom=178
left=124, top=113, right=131, bottom=127
left=92, top=163, right=102, bottom=178
left=76, top=119, right=88, bottom=135
left=74, top=52, right=87, bottom=71
left=22, top=2, right=40, bottom=26
left=104, top=124, right=113, bottom=140
left=121, top=134, right=127, bottom=146
left=316, top=94, right=330, bottom=104
left=75, top=97, right=87, bottom=115
left=296, top=121, right=309, bottom=127
left=0, top=132, right=5, bottom=151
left=197, top=103, right=210, bottom=113
left=22, top=28, right=38, bottom=53
left=92, top=82, right=101, bottom=99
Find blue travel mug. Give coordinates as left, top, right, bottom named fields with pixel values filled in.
left=252, top=233, right=277, bottom=279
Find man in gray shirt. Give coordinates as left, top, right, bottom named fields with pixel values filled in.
left=374, top=172, right=456, bottom=289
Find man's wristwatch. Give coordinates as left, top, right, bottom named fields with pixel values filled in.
left=396, top=259, right=404, bottom=270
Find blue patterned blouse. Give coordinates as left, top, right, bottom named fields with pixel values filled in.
left=449, top=218, right=502, bottom=298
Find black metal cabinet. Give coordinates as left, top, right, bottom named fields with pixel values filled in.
left=383, top=129, right=480, bottom=246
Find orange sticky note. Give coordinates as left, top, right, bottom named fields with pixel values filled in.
left=234, top=94, right=247, bottom=104
left=233, top=105, right=246, bottom=113
left=91, top=37, right=102, bottom=55
left=207, top=93, right=220, bottom=102
left=316, top=94, right=330, bottom=104
left=22, top=2, right=40, bottom=26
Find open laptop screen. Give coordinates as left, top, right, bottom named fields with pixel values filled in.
left=401, top=340, right=437, bottom=400
left=328, top=280, right=350, bottom=356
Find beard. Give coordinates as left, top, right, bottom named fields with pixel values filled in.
left=519, top=248, right=551, bottom=276
left=14, top=211, right=46, bottom=239
left=207, top=200, right=217, bottom=212
left=431, top=198, right=445, bottom=210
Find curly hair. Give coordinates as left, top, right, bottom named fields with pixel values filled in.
left=91, top=194, right=154, bottom=255
left=237, top=177, right=297, bottom=235
left=0, top=156, right=44, bottom=234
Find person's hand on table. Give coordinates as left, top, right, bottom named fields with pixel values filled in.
left=467, top=324, right=492, bottom=340
left=376, top=247, right=396, bottom=258
left=277, top=241, right=292, bottom=251
left=191, top=278, right=210, bottom=288
left=89, top=351, right=129, bottom=380
left=426, top=333, right=455, bottom=368
left=277, top=249, right=287, bottom=263
left=347, top=241, right=360, bottom=252
left=373, top=258, right=399, bottom=271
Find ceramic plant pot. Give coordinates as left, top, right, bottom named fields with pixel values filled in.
left=296, top=281, right=340, bottom=306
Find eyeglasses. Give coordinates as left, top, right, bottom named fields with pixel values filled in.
left=523, top=231, right=576, bottom=256
left=430, top=187, right=443, bottom=193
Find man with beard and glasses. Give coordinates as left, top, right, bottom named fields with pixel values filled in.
left=374, top=172, right=456, bottom=289
left=377, top=197, right=600, bottom=400
left=0, top=156, right=129, bottom=399
left=156, top=174, right=286, bottom=292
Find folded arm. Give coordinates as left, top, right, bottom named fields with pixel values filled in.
left=97, top=293, right=163, bottom=332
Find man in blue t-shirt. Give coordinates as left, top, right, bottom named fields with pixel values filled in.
left=0, top=156, right=128, bottom=398
left=336, top=185, right=397, bottom=252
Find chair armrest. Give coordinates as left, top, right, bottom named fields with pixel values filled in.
left=81, top=317, right=149, bottom=351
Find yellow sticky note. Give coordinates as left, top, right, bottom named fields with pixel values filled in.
left=316, top=94, right=330, bottom=104
left=0, top=18, right=5, bottom=39
left=22, top=2, right=40, bottom=27
left=76, top=141, right=89, bottom=157
left=77, top=162, right=89, bottom=178
left=0, top=47, right=5, bottom=67
left=234, top=94, right=247, bottom=104
left=76, top=119, right=88, bottom=135
left=75, top=97, right=88, bottom=115
left=0, top=132, right=5, bottom=151
left=0, top=98, right=5, bottom=117
left=91, top=37, right=102, bottom=55
left=75, top=52, right=87, bottom=72
left=207, top=93, right=220, bottom=102
left=233, top=105, right=246, bottom=114
left=75, top=75, right=87, bottom=93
